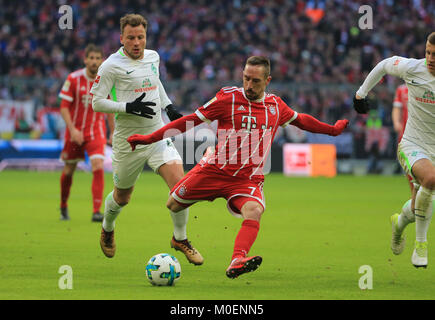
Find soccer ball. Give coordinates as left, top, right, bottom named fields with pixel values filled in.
left=145, top=253, right=181, bottom=286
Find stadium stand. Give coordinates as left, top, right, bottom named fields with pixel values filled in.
left=0, top=0, right=434, bottom=167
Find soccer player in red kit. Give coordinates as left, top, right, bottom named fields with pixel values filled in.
left=128, top=56, right=349, bottom=278
left=392, top=84, right=414, bottom=193
left=58, top=44, right=115, bottom=222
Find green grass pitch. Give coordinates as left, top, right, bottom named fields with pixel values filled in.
left=1, top=170, right=434, bottom=300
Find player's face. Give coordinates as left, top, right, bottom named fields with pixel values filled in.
left=120, top=24, right=146, bottom=60
left=84, top=52, right=103, bottom=76
left=243, top=65, right=271, bottom=101
left=425, top=41, right=435, bottom=76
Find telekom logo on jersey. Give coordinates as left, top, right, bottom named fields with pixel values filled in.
left=241, top=115, right=274, bottom=131
left=163, top=121, right=273, bottom=171
left=241, top=115, right=257, bottom=130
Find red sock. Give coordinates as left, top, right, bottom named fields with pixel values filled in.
left=60, top=172, right=73, bottom=209
left=92, top=169, right=104, bottom=213
left=231, top=219, right=260, bottom=260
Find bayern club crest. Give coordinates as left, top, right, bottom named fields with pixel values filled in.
left=178, top=186, right=187, bottom=196
left=269, top=106, right=276, bottom=115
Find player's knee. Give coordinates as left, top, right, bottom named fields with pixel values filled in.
left=420, top=174, right=435, bottom=191
left=241, top=201, right=264, bottom=221
left=113, top=190, right=131, bottom=206
left=63, top=169, right=74, bottom=176
left=91, top=158, right=104, bottom=172
left=115, top=196, right=130, bottom=207
left=62, top=164, right=76, bottom=176
left=166, top=197, right=183, bottom=212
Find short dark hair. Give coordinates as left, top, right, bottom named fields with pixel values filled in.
left=84, top=44, right=103, bottom=57
left=120, top=13, right=148, bottom=34
left=427, top=32, right=435, bottom=45
left=245, top=56, right=271, bottom=78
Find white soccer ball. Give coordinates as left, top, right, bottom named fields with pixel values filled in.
left=145, top=253, right=181, bottom=286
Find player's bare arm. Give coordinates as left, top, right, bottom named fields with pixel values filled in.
left=392, top=106, right=403, bottom=134
left=59, top=107, right=84, bottom=145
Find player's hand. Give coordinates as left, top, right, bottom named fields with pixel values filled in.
left=127, top=134, right=153, bottom=151
left=165, top=104, right=183, bottom=121
left=71, top=128, right=84, bottom=145
left=126, top=93, right=156, bottom=118
left=330, top=119, right=349, bottom=136
left=353, top=95, right=370, bottom=114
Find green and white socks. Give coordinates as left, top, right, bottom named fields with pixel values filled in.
left=397, top=187, right=434, bottom=243
left=101, top=190, right=190, bottom=242
left=415, top=187, right=433, bottom=243
left=102, top=191, right=122, bottom=232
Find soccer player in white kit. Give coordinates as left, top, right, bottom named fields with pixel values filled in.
left=353, top=32, right=435, bottom=268
left=91, top=14, right=203, bottom=265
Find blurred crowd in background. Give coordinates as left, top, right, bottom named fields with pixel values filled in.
left=0, top=0, right=434, bottom=159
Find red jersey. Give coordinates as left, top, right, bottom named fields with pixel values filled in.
left=393, top=84, right=408, bottom=141
left=59, top=68, right=107, bottom=142
left=195, top=87, right=297, bottom=180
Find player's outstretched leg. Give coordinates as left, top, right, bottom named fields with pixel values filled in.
left=170, top=236, right=204, bottom=265
left=226, top=219, right=262, bottom=278
left=226, top=256, right=263, bottom=279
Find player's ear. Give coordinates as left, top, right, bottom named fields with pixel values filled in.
left=266, top=75, right=272, bottom=85
left=120, top=34, right=124, bottom=45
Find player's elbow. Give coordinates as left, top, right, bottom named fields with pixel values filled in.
left=92, top=96, right=103, bottom=112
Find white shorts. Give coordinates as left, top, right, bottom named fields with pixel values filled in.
left=397, top=139, right=435, bottom=185
left=112, top=138, right=182, bottom=189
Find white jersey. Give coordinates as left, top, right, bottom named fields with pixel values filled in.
left=357, top=56, right=435, bottom=153
left=91, top=47, right=172, bottom=152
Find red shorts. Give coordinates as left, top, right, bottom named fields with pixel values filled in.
left=171, top=164, right=265, bottom=217
left=60, top=139, right=106, bottom=163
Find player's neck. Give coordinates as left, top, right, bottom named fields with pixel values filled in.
left=244, top=90, right=265, bottom=103
left=85, top=68, right=97, bottom=80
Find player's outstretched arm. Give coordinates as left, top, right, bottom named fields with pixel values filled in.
left=292, top=113, right=349, bottom=136
left=127, top=113, right=203, bottom=151
left=354, top=56, right=408, bottom=114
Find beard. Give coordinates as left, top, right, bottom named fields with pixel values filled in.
left=245, top=90, right=260, bottom=101
left=88, top=65, right=99, bottom=75
left=125, top=47, right=143, bottom=59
